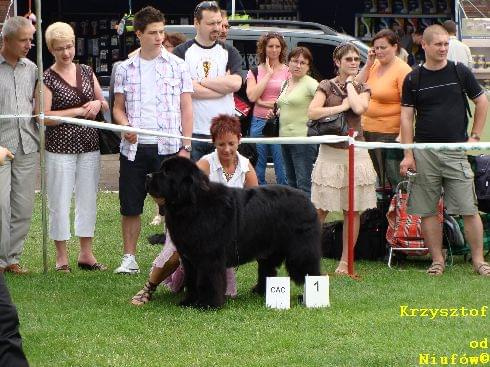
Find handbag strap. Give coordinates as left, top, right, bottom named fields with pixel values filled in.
left=274, top=79, right=289, bottom=113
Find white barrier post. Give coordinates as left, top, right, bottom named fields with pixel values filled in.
left=35, top=0, right=48, bottom=273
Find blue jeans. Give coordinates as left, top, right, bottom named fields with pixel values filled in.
left=191, top=134, right=214, bottom=162
left=250, top=116, right=287, bottom=185
left=281, top=143, right=318, bottom=195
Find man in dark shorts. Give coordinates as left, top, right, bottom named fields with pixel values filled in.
left=112, top=6, right=193, bottom=274
left=400, top=25, right=489, bottom=276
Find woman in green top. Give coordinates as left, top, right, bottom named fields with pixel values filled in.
left=275, top=47, right=319, bottom=195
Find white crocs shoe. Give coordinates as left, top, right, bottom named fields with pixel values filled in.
left=114, top=254, right=140, bottom=274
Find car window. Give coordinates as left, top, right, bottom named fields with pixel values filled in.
left=297, top=42, right=337, bottom=81
left=231, top=39, right=259, bottom=71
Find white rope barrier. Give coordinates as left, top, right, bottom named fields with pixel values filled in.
left=46, top=115, right=351, bottom=145
left=0, top=114, right=39, bottom=119
left=3, top=113, right=490, bottom=149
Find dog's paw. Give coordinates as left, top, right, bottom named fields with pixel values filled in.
left=179, top=297, right=197, bottom=308
left=251, top=284, right=266, bottom=296
left=150, top=215, right=163, bottom=226
left=147, top=233, right=166, bottom=245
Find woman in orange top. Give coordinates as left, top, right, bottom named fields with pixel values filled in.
left=357, top=29, right=412, bottom=188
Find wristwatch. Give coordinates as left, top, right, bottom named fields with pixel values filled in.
left=470, top=132, right=481, bottom=141
left=181, top=144, right=192, bottom=152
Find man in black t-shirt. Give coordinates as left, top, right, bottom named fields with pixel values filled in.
left=400, top=25, right=489, bottom=277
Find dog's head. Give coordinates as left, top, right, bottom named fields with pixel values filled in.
left=146, top=156, right=210, bottom=206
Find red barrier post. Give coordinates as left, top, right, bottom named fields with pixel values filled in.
left=347, top=128, right=355, bottom=276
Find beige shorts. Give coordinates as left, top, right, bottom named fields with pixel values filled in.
left=407, top=149, right=478, bottom=217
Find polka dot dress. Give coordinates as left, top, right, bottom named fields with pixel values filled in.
left=44, top=64, right=99, bottom=153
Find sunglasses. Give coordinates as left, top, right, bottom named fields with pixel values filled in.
left=194, top=1, right=219, bottom=16
left=344, top=56, right=360, bottom=62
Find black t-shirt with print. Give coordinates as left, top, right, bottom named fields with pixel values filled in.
left=401, top=61, right=484, bottom=143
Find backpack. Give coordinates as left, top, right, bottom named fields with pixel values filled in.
left=409, top=61, right=472, bottom=123
left=471, top=154, right=490, bottom=213
left=234, top=67, right=258, bottom=136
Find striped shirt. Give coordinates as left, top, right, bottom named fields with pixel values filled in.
left=114, top=48, right=193, bottom=161
left=0, top=54, right=38, bottom=154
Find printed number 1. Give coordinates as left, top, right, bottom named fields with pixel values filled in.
left=314, top=281, right=319, bottom=292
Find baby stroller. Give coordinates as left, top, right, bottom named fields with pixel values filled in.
left=385, top=180, right=444, bottom=267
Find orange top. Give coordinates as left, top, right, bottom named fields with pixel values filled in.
left=362, top=57, right=412, bottom=133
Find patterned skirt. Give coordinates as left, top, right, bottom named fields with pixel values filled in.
left=311, top=144, right=377, bottom=212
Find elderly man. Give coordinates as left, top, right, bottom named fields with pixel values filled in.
left=0, top=16, right=38, bottom=275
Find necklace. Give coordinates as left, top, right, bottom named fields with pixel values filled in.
left=222, top=156, right=238, bottom=182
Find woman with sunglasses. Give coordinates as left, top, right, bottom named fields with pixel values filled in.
left=246, top=32, right=288, bottom=186
left=356, top=29, right=412, bottom=189
left=308, top=43, right=377, bottom=275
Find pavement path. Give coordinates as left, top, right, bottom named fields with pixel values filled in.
left=35, top=154, right=276, bottom=191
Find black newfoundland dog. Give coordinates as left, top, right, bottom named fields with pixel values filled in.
left=146, top=157, right=322, bottom=309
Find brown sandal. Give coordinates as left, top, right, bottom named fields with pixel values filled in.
left=475, top=262, right=490, bottom=277
left=334, top=260, right=349, bottom=275
left=427, top=262, right=445, bottom=276
left=55, top=264, right=71, bottom=273
left=131, top=281, right=158, bottom=306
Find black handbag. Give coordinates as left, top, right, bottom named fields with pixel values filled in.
left=306, top=79, right=349, bottom=137
left=306, top=112, right=348, bottom=137
left=263, top=103, right=280, bottom=138
left=97, top=118, right=121, bottom=155
left=76, top=64, right=121, bottom=155
left=262, top=80, right=288, bottom=138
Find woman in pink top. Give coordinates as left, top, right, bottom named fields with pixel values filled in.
left=357, top=29, right=411, bottom=188
left=246, top=32, right=289, bottom=185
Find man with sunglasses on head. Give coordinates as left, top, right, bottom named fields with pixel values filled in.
left=174, top=1, right=243, bottom=161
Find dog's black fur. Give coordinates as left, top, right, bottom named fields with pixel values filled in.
left=146, top=157, right=322, bottom=309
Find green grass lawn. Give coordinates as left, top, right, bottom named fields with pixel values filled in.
left=4, top=193, right=489, bottom=367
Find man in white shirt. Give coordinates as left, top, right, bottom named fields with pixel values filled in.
left=112, top=6, right=193, bottom=274
left=174, top=1, right=243, bottom=161
left=442, top=20, right=473, bottom=68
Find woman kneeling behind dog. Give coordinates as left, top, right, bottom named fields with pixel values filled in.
left=131, top=114, right=258, bottom=305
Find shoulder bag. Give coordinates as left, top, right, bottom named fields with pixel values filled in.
left=76, top=64, right=121, bottom=154
left=263, top=80, right=288, bottom=138
left=306, top=80, right=348, bottom=137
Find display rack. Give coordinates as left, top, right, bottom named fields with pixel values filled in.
left=355, top=13, right=451, bottom=41
left=63, top=12, right=122, bottom=85
left=461, top=18, right=490, bottom=93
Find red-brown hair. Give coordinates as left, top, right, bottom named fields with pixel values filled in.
left=210, top=114, right=241, bottom=142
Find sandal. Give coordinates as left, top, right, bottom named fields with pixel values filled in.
left=427, top=262, right=445, bottom=276
left=474, top=262, right=490, bottom=277
left=131, top=281, right=158, bottom=306
left=55, top=264, right=71, bottom=273
left=334, top=260, right=349, bottom=275
left=77, top=262, right=107, bottom=271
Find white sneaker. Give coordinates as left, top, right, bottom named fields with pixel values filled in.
left=114, top=254, right=140, bottom=274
